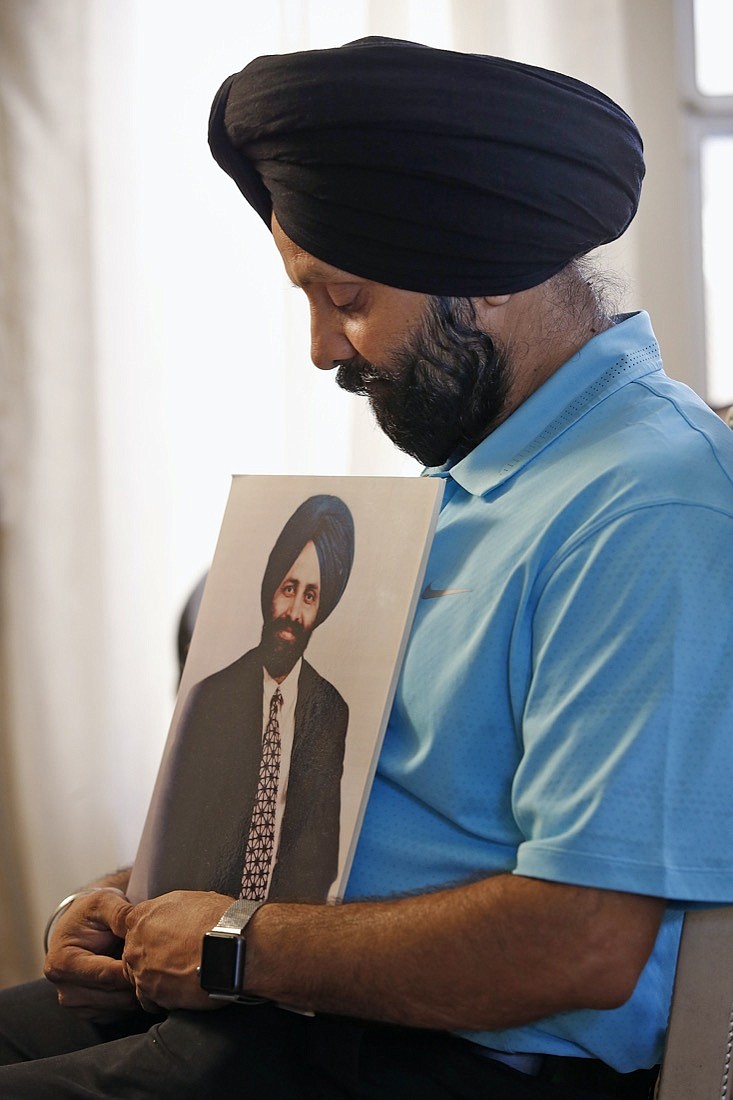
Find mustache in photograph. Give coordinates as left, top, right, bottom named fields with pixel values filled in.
left=265, top=614, right=309, bottom=646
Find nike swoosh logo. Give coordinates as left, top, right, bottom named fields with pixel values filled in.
left=421, top=583, right=473, bottom=600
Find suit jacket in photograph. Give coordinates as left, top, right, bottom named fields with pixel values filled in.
left=146, top=647, right=347, bottom=902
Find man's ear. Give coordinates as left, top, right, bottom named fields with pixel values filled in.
left=478, top=293, right=511, bottom=307
left=470, top=293, right=512, bottom=332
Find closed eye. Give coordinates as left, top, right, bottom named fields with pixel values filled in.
left=328, top=286, right=365, bottom=314
left=331, top=298, right=360, bottom=316
left=288, top=279, right=364, bottom=317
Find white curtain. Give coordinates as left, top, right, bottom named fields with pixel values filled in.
left=1, top=0, right=110, bottom=980
left=0, top=0, right=683, bottom=981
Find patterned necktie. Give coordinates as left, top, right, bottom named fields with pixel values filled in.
left=241, top=687, right=283, bottom=899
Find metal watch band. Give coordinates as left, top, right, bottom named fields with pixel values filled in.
left=211, top=898, right=265, bottom=935
left=203, top=898, right=268, bottom=1005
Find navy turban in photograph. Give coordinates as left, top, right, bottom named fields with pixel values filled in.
left=208, top=36, right=645, bottom=296
left=261, top=495, right=355, bottom=628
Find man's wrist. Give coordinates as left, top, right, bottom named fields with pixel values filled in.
left=90, top=867, right=131, bottom=893
left=200, top=898, right=269, bottom=1003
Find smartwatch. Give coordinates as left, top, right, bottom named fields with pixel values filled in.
left=199, top=898, right=267, bottom=1003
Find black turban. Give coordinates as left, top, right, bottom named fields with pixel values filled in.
left=208, top=37, right=644, bottom=296
left=261, top=495, right=355, bottom=628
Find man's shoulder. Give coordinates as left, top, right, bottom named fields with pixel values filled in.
left=185, top=647, right=261, bottom=700
left=595, top=377, right=733, bottom=507
left=299, top=659, right=347, bottom=713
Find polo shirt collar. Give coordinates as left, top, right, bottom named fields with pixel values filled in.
left=425, top=311, right=661, bottom=498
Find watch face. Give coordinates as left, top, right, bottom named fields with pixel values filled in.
left=200, top=932, right=245, bottom=995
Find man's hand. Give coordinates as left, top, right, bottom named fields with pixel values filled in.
left=112, top=891, right=234, bottom=1012
left=44, top=889, right=138, bottom=1020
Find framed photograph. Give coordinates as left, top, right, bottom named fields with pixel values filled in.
left=128, top=474, right=442, bottom=904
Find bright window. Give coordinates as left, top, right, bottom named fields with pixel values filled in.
left=684, top=0, right=733, bottom=407
left=693, top=0, right=733, bottom=96
left=700, top=136, right=733, bottom=406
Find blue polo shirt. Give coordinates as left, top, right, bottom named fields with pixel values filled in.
left=345, top=311, right=733, bottom=1070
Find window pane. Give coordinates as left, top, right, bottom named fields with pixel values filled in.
left=694, top=0, right=733, bottom=96
left=701, top=135, right=733, bottom=405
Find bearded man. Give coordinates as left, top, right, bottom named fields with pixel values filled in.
left=141, top=494, right=354, bottom=905
left=2, top=37, right=733, bottom=1100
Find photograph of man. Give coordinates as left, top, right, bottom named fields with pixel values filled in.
left=146, top=493, right=355, bottom=903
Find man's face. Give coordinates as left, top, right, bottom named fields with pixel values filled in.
left=272, top=216, right=512, bottom=466
left=260, top=539, right=321, bottom=680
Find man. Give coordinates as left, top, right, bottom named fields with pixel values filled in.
left=140, top=494, right=353, bottom=903
left=1, top=37, right=732, bottom=1099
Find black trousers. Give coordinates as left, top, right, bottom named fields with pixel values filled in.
left=0, top=980, right=657, bottom=1099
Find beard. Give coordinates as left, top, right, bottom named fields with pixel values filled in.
left=335, top=296, right=513, bottom=468
left=259, top=614, right=312, bottom=680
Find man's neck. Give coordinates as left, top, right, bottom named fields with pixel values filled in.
left=479, top=272, right=611, bottom=426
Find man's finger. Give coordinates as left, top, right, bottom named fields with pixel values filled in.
left=135, top=991, right=164, bottom=1015
left=88, top=891, right=133, bottom=936
left=46, top=950, right=129, bottom=990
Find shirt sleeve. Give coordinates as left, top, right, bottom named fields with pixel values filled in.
left=512, top=501, right=733, bottom=904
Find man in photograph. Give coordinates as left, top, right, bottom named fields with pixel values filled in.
left=147, top=493, right=354, bottom=903
left=1, top=36, right=733, bottom=1100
